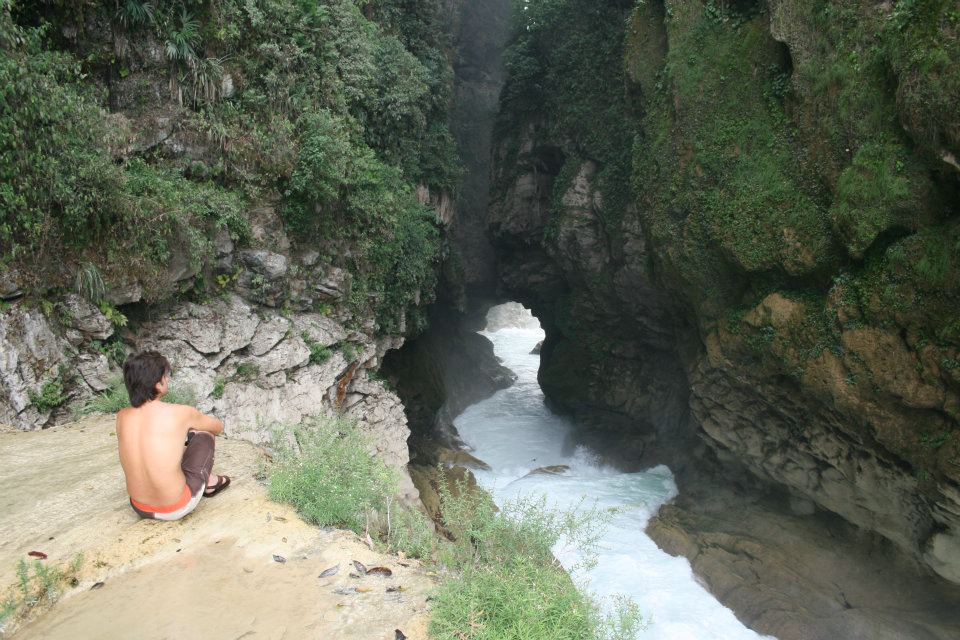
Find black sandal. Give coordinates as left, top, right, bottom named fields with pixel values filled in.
left=204, top=475, right=231, bottom=497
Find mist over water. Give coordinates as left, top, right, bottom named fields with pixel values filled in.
left=454, top=327, right=774, bottom=640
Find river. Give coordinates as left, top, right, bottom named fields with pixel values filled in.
left=453, top=327, right=774, bottom=640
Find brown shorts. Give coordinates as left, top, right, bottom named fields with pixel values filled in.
left=129, top=431, right=215, bottom=520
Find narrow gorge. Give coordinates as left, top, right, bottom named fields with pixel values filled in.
left=2, top=1, right=959, bottom=639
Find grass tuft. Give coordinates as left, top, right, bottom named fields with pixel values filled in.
left=267, top=417, right=397, bottom=534
left=1, top=554, right=83, bottom=631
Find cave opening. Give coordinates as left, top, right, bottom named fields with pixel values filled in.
left=381, top=299, right=545, bottom=469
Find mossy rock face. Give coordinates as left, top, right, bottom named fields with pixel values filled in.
left=490, top=0, right=960, bottom=584
left=829, top=141, right=935, bottom=258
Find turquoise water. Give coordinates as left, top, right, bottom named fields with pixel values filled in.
left=454, top=328, right=774, bottom=640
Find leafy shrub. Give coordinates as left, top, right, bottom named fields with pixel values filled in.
left=268, top=417, right=397, bottom=533
left=429, top=556, right=596, bottom=640
left=435, top=479, right=604, bottom=571
left=385, top=501, right=437, bottom=560
left=28, top=376, right=67, bottom=413
left=302, top=332, right=332, bottom=365
left=0, top=7, right=250, bottom=298
left=98, top=302, right=129, bottom=328
left=90, top=339, right=128, bottom=367
left=428, top=477, right=642, bottom=640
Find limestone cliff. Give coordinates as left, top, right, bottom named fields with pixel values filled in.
left=0, top=0, right=463, bottom=500
left=488, top=0, right=960, bottom=610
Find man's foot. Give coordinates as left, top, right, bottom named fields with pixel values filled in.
left=204, top=475, right=231, bottom=497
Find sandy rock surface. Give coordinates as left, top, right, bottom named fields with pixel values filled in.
left=0, top=416, right=433, bottom=639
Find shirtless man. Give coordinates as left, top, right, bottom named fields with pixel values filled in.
left=117, top=351, right=230, bottom=521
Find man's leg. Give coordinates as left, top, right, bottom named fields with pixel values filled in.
left=182, top=430, right=216, bottom=496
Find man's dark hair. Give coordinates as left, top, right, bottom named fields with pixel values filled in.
left=122, top=351, right=171, bottom=408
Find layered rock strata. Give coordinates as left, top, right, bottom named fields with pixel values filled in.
left=486, top=0, right=960, bottom=634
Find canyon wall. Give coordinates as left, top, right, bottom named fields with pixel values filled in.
left=0, top=0, right=464, bottom=499
left=488, top=0, right=960, bottom=602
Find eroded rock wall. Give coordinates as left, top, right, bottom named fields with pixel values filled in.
left=489, top=0, right=960, bottom=594
left=0, top=252, right=420, bottom=499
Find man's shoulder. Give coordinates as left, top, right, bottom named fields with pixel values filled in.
left=161, top=402, right=198, bottom=415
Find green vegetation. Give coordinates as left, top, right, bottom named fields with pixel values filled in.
left=493, top=0, right=958, bottom=481
left=1, top=554, right=83, bottom=630
left=27, top=374, right=67, bottom=413
left=302, top=332, right=332, bottom=365
left=430, top=556, right=594, bottom=640
left=631, top=0, right=835, bottom=307
left=0, top=4, right=248, bottom=299
left=266, top=418, right=644, bottom=638
left=97, top=302, right=128, bottom=328
left=1, top=0, right=456, bottom=333
left=90, top=339, right=127, bottom=367
left=340, top=341, right=358, bottom=363
left=234, top=362, right=260, bottom=380
left=830, top=141, right=930, bottom=258
left=73, top=262, right=105, bottom=304
left=268, top=417, right=397, bottom=533
left=427, top=481, right=644, bottom=639
left=211, top=376, right=228, bottom=400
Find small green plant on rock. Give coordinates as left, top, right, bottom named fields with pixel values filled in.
left=301, top=332, right=332, bottom=365
left=90, top=339, right=127, bottom=367
left=211, top=376, right=227, bottom=399
left=98, top=302, right=128, bottom=328
left=235, top=361, right=260, bottom=380
left=339, top=342, right=357, bottom=363
left=920, top=431, right=952, bottom=451
left=28, top=375, right=67, bottom=413
left=80, top=377, right=130, bottom=414
left=74, top=262, right=105, bottom=304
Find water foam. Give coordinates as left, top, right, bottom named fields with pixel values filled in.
left=453, top=328, right=775, bottom=640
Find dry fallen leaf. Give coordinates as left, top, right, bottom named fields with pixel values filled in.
left=318, top=564, right=339, bottom=578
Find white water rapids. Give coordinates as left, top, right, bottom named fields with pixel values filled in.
left=453, top=327, right=774, bottom=640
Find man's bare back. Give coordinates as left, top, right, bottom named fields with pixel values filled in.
left=117, top=400, right=224, bottom=506
left=116, top=351, right=229, bottom=519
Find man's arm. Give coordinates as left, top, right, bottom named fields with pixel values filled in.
left=186, top=407, right=224, bottom=435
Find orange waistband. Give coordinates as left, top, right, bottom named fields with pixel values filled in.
left=130, top=484, right=192, bottom=514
